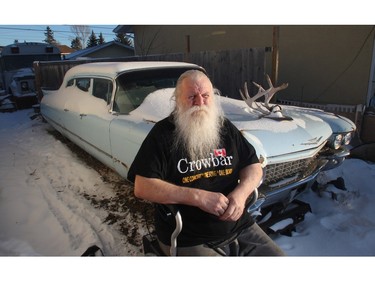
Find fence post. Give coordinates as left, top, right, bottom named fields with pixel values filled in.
left=33, top=61, right=42, bottom=102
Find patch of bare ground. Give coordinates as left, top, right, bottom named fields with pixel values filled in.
left=47, top=128, right=154, bottom=251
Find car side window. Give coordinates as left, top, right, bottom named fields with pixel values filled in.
left=76, top=78, right=90, bottom=92
left=113, top=84, right=135, bottom=114
left=66, top=79, right=74, bottom=87
left=92, top=78, right=113, bottom=105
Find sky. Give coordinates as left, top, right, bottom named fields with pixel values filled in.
left=1, top=105, right=374, bottom=279
left=0, top=1, right=373, bottom=32
left=0, top=25, right=118, bottom=47
left=1, top=2, right=373, bottom=47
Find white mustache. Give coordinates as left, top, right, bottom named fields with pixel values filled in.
left=187, top=105, right=209, bottom=115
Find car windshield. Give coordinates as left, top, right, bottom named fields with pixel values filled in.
left=113, top=67, right=203, bottom=114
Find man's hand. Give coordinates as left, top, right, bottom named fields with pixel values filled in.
left=197, top=190, right=230, bottom=217
left=219, top=192, right=247, bottom=221
left=219, top=163, right=263, bottom=221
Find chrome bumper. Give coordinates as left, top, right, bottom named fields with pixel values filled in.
left=258, top=147, right=350, bottom=208
left=259, top=159, right=329, bottom=208
left=320, top=147, right=350, bottom=171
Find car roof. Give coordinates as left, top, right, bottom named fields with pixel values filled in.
left=64, top=61, right=204, bottom=80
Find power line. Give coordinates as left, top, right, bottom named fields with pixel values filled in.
left=0, top=25, right=119, bottom=46
left=0, top=25, right=116, bottom=37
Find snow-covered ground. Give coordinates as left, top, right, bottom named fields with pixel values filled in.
left=1, top=108, right=374, bottom=279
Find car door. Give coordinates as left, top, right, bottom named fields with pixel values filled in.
left=109, top=75, right=156, bottom=178
left=62, top=77, right=90, bottom=141
left=76, top=77, right=115, bottom=169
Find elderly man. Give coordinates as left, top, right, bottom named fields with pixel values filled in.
left=128, top=70, right=284, bottom=256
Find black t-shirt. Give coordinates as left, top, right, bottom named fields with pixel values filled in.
left=128, top=115, right=260, bottom=246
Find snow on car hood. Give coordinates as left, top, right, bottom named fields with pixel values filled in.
left=130, top=89, right=333, bottom=159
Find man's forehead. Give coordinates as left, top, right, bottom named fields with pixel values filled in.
left=183, top=76, right=212, bottom=92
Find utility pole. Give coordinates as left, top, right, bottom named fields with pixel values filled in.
left=272, top=26, right=280, bottom=86
left=185, top=35, right=191, bottom=62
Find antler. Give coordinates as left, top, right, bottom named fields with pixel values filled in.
left=239, top=82, right=271, bottom=109
left=240, top=74, right=289, bottom=116
left=239, top=82, right=271, bottom=115
left=263, top=75, right=289, bottom=107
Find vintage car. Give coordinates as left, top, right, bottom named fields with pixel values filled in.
left=0, top=80, right=16, bottom=112
left=8, top=67, right=38, bottom=109
left=40, top=61, right=356, bottom=232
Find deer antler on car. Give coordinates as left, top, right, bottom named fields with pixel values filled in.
left=239, top=81, right=272, bottom=114
left=262, top=75, right=289, bottom=107
left=240, top=75, right=290, bottom=118
left=240, top=75, right=288, bottom=108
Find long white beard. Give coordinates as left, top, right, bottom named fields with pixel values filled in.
left=174, top=103, right=224, bottom=161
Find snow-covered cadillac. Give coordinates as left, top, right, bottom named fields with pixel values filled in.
left=40, top=61, right=356, bottom=233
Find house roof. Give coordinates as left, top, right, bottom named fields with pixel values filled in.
left=113, top=25, right=134, bottom=34
left=64, top=41, right=134, bottom=60
left=57, top=45, right=75, bottom=54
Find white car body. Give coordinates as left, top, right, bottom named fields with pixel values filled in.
left=40, top=61, right=356, bottom=214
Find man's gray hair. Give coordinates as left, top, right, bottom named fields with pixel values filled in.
left=173, top=70, right=221, bottom=103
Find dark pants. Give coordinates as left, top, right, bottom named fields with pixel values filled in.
left=158, top=223, right=285, bottom=256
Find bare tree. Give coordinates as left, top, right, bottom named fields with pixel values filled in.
left=70, top=25, right=91, bottom=49
left=134, top=27, right=163, bottom=56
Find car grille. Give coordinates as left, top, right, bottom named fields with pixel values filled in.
left=263, top=156, right=319, bottom=190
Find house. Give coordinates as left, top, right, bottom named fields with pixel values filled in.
left=114, top=25, right=375, bottom=108
left=57, top=45, right=75, bottom=59
left=64, top=41, right=134, bottom=60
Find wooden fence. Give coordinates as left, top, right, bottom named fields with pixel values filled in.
left=33, top=48, right=266, bottom=101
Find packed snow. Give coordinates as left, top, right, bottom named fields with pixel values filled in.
left=0, top=108, right=374, bottom=279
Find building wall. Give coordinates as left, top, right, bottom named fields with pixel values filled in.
left=132, top=25, right=375, bottom=105
left=88, top=45, right=134, bottom=58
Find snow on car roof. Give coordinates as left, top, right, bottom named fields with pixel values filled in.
left=64, top=61, right=202, bottom=80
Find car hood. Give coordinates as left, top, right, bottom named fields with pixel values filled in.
left=129, top=89, right=333, bottom=160
left=281, top=105, right=356, bottom=133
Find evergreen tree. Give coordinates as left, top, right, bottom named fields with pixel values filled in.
left=71, top=37, right=83, bottom=50
left=98, top=33, right=105, bottom=45
left=114, top=33, right=132, bottom=46
left=87, top=31, right=98, bottom=48
left=44, top=26, right=58, bottom=45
